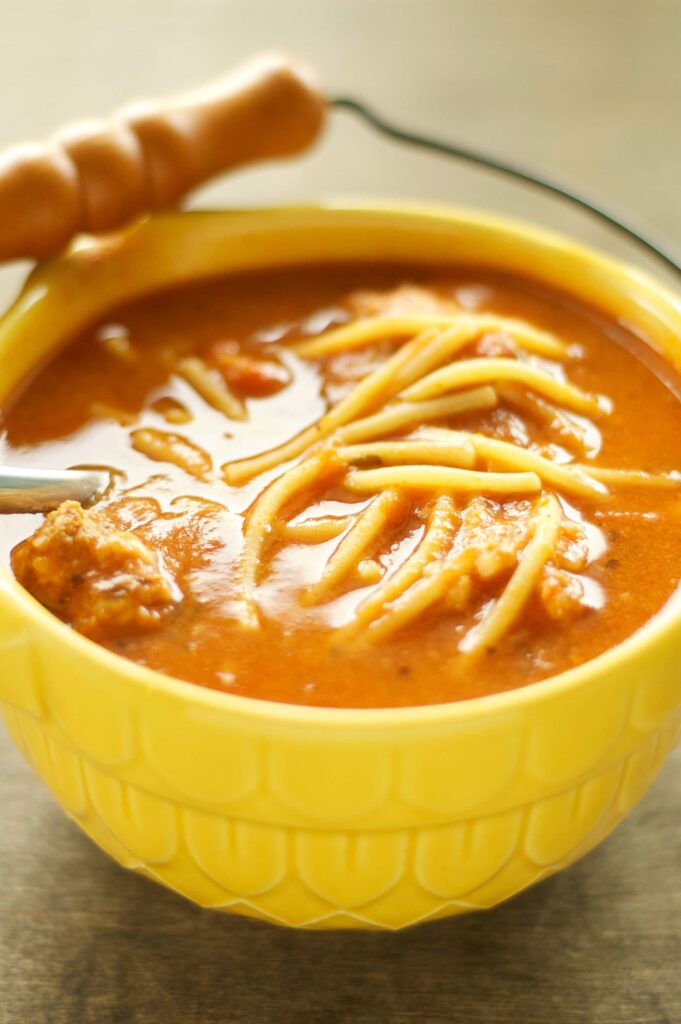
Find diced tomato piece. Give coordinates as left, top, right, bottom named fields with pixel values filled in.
left=210, top=343, right=290, bottom=397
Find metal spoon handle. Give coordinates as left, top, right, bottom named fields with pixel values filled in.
left=0, top=467, right=109, bottom=513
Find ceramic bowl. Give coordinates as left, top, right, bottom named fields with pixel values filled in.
left=1, top=205, right=680, bottom=929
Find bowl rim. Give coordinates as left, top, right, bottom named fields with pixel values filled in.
left=2, top=200, right=681, bottom=730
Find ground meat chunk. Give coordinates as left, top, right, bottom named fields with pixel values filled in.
left=456, top=497, right=531, bottom=581
left=554, top=519, right=590, bottom=573
left=539, top=565, right=588, bottom=621
left=473, top=332, right=518, bottom=358
left=348, top=284, right=460, bottom=318
left=12, top=501, right=178, bottom=639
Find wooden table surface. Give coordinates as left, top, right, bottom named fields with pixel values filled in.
left=1, top=2, right=679, bottom=1021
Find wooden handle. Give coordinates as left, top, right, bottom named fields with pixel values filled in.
left=0, top=53, right=326, bottom=263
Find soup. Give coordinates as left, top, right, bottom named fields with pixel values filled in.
left=2, top=263, right=681, bottom=708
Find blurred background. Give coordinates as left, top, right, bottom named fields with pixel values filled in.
left=1, top=0, right=681, bottom=308
left=1, top=2, right=680, bottom=1023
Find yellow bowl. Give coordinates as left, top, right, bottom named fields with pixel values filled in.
left=1, top=205, right=680, bottom=930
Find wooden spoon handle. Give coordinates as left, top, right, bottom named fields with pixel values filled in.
left=0, top=53, right=326, bottom=263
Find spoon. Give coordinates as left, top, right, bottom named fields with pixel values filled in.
left=0, top=467, right=110, bottom=513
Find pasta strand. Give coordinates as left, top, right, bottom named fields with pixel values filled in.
left=415, top=429, right=605, bottom=497
left=345, top=465, right=542, bottom=496
left=292, top=315, right=455, bottom=357
left=573, top=466, right=681, bottom=488
left=223, top=326, right=440, bottom=484
left=336, top=438, right=476, bottom=469
left=130, top=428, right=212, bottom=480
left=333, top=387, right=497, bottom=444
left=306, top=489, right=405, bottom=602
left=401, top=358, right=603, bottom=415
left=284, top=516, right=353, bottom=543
left=340, top=495, right=458, bottom=637
left=223, top=423, right=321, bottom=485
left=177, top=357, right=246, bottom=421
left=363, top=555, right=472, bottom=643
left=293, top=312, right=567, bottom=359
left=241, top=451, right=343, bottom=626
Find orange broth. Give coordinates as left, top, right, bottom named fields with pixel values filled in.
left=2, top=262, right=681, bottom=708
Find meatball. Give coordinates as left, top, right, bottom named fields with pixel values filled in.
left=12, top=501, right=179, bottom=639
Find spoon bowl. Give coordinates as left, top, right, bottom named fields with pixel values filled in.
left=0, top=466, right=110, bottom=513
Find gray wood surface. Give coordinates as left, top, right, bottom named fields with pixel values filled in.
left=1, top=2, right=679, bottom=1021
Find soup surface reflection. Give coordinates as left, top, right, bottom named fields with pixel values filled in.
left=3, top=263, right=681, bottom=708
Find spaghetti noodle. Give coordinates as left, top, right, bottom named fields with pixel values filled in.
left=7, top=266, right=681, bottom=707
left=222, top=301, right=679, bottom=655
